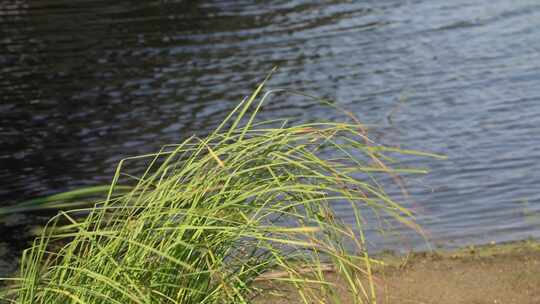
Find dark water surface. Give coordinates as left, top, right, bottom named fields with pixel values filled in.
left=2, top=0, right=540, bottom=255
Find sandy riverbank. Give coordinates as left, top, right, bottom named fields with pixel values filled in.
left=2, top=240, right=539, bottom=302
left=256, top=240, right=540, bottom=304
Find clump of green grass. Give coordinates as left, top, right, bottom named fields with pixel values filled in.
left=1, top=77, right=442, bottom=303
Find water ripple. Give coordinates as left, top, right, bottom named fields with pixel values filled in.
left=1, top=0, right=540, bottom=251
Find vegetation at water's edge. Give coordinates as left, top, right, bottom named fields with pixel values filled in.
left=0, top=76, right=443, bottom=303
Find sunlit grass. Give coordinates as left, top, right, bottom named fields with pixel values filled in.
left=0, top=75, right=443, bottom=303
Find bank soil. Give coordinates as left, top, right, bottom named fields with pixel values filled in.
left=256, top=241, right=540, bottom=304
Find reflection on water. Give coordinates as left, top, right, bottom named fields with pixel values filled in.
left=1, top=0, right=540, bottom=252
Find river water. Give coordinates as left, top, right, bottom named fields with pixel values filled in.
left=1, top=0, right=540, bottom=259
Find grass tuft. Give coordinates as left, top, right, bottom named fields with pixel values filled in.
left=1, top=78, right=438, bottom=303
